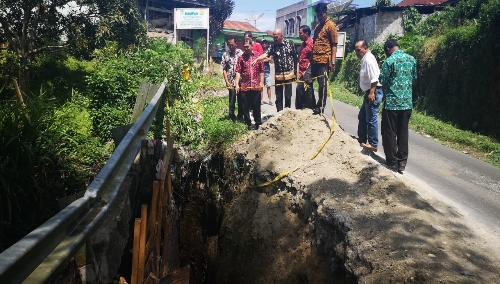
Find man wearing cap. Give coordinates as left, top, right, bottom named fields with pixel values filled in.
left=235, top=39, right=264, bottom=130
left=311, top=2, right=338, bottom=115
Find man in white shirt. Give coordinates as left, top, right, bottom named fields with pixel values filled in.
left=355, top=40, right=383, bottom=151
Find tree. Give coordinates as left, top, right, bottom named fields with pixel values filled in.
left=0, top=0, right=145, bottom=93
left=374, top=0, right=392, bottom=7
left=207, top=0, right=235, bottom=43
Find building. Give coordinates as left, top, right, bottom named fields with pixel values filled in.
left=337, top=0, right=457, bottom=44
left=210, top=20, right=303, bottom=61
left=137, top=0, right=208, bottom=46
left=276, top=0, right=352, bottom=38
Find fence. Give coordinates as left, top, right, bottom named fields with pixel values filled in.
left=0, top=81, right=166, bottom=283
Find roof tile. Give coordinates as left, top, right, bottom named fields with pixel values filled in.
left=224, top=20, right=261, bottom=32
left=396, top=0, right=445, bottom=6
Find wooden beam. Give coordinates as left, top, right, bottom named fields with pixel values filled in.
left=131, top=219, right=142, bottom=284
left=138, top=205, right=148, bottom=284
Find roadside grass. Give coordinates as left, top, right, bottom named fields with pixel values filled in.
left=167, top=66, right=248, bottom=151
left=331, top=83, right=500, bottom=168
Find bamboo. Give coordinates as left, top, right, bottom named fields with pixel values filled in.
left=12, top=78, right=26, bottom=109
left=138, top=205, right=148, bottom=284
left=148, top=181, right=160, bottom=276
left=161, top=215, right=170, bottom=277
left=131, top=219, right=142, bottom=284
left=155, top=180, right=164, bottom=278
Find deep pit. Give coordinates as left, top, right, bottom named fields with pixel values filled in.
left=118, top=109, right=499, bottom=284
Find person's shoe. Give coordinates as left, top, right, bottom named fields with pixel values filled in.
left=383, top=160, right=397, bottom=170
left=261, top=101, right=265, bottom=105
left=313, top=107, right=321, bottom=115
left=361, top=143, right=378, bottom=152
left=357, top=139, right=366, bottom=146
left=268, top=101, right=274, bottom=106
left=397, top=161, right=407, bottom=173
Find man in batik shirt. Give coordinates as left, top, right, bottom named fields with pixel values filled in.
left=253, top=28, right=297, bottom=112
left=235, top=39, right=264, bottom=130
left=311, top=2, right=338, bottom=115
left=221, top=36, right=243, bottom=122
left=296, top=25, right=314, bottom=110
left=380, top=40, right=417, bottom=173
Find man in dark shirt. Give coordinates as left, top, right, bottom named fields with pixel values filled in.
left=253, top=28, right=297, bottom=112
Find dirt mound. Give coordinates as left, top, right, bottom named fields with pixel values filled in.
left=217, top=109, right=500, bottom=283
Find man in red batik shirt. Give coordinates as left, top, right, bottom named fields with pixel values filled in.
left=296, top=25, right=314, bottom=109
left=235, top=39, right=264, bottom=130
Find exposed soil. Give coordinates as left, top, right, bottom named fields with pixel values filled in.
left=216, top=109, right=500, bottom=283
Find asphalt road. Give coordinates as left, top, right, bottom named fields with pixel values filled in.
left=260, top=69, right=500, bottom=237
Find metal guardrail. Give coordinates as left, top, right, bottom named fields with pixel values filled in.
left=0, top=82, right=166, bottom=284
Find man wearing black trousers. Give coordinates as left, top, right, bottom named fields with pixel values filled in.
left=221, top=36, right=243, bottom=122
left=252, top=28, right=297, bottom=112
left=380, top=40, right=417, bottom=173
left=235, top=39, right=264, bottom=130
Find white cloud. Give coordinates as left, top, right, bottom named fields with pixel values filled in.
left=229, top=12, right=275, bottom=33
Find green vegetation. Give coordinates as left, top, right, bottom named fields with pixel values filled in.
left=404, top=0, right=500, bottom=139
left=331, top=84, right=500, bottom=168
left=335, top=0, right=500, bottom=167
left=0, top=36, right=249, bottom=251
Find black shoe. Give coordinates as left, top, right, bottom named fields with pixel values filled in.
left=383, top=160, right=397, bottom=170
left=313, top=108, right=321, bottom=115
left=247, top=125, right=253, bottom=130
left=397, top=161, right=407, bottom=173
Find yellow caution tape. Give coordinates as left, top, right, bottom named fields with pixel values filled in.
left=251, top=71, right=338, bottom=188
left=250, top=166, right=300, bottom=188
left=169, top=71, right=339, bottom=189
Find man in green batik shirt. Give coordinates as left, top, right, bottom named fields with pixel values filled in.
left=379, top=40, right=417, bottom=173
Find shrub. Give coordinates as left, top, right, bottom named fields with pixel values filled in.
left=0, top=91, right=110, bottom=252
left=86, top=39, right=194, bottom=141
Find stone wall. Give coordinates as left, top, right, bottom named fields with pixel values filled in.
left=356, top=11, right=404, bottom=44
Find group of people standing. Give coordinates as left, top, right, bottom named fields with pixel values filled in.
left=355, top=39, right=417, bottom=173
left=221, top=3, right=338, bottom=129
left=221, top=3, right=417, bottom=172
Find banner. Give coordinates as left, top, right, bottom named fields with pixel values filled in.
left=175, top=8, right=209, bottom=30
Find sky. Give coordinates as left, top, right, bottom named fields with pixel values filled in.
left=228, top=0, right=398, bottom=32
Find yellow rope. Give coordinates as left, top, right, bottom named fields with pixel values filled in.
left=251, top=71, right=337, bottom=188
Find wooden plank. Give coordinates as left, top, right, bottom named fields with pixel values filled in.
left=144, top=272, right=159, bottom=284
left=155, top=181, right=165, bottom=278
left=131, top=82, right=151, bottom=123
left=131, top=219, right=142, bottom=284
left=131, top=82, right=160, bottom=123
left=160, top=215, right=169, bottom=277
left=158, top=266, right=190, bottom=284
left=146, top=84, right=161, bottom=103
left=138, top=205, right=148, bottom=284
left=148, top=181, right=160, bottom=277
